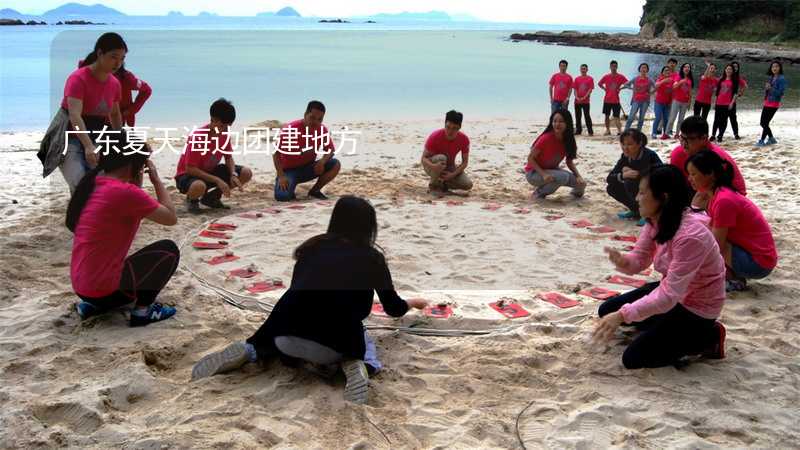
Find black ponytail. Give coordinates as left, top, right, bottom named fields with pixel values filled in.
left=65, top=130, right=149, bottom=233
left=685, top=150, right=736, bottom=192
left=645, top=164, right=691, bottom=244
left=79, top=32, right=128, bottom=68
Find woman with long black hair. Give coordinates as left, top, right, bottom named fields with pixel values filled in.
left=114, top=63, right=152, bottom=127
left=726, top=61, right=747, bottom=140
left=191, top=196, right=428, bottom=404
left=757, top=61, right=787, bottom=147
left=710, top=64, right=739, bottom=142
left=524, top=109, right=586, bottom=200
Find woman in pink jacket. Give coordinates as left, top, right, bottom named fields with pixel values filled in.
left=593, top=164, right=727, bottom=369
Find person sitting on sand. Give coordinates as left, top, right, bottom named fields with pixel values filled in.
left=273, top=100, right=341, bottom=201
left=174, top=98, right=253, bottom=213
left=686, top=150, right=777, bottom=292
left=669, top=116, right=746, bottom=210
left=68, top=131, right=180, bottom=327
left=606, top=129, right=662, bottom=226
left=524, top=110, right=586, bottom=200
left=191, top=196, right=428, bottom=404
left=598, top=60, right=628, bottom=136
left=421, top=110, right=473, bottom=193
left=594, top=164, right=727, bottom=369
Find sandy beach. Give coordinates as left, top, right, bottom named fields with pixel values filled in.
left=1, top=109, right=799, bottom=448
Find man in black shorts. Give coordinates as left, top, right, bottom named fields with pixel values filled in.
left=598, top=60, right=629, bottom=135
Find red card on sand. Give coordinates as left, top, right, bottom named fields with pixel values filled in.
left=623, top=245, right=635, bottom=252
left=570, top=219, right=593, bottom=228
left=544, top=215, right=564, bottom=221
left=315, top=201, right=334, bottom=207
left=246, top=280, right=283, bottom=294
left=447, top=200, right=464, bottom=206
left=424, top=304, right=453, bottom=318
left=514, top=207, right=531, bottom=214
left=287, top=204, right=306, bottom=210
left=578, top=286, right=620, bottom=300
left=489, top=300, right=530, bottom=318
left=261, top=207, right=281, bottom=214
left=482, top=203, right=502, bottom=211
left=238, top=212, right=263, bottom=219
left=589, top=226, right=616, bottom=233
left=200, top=230, right=232, bottom=239
left=607, top=275, right=647, bottom=288
left=209, top=223, right=237, bottom=231
left=193, top=241, right=228, bottom=250
left=371, top=303, right=387, bottom=316
left=228, top=268, right=261, bottom=279
left=612, top=234, right=638, bottom=243
left=538, top=292, right=581, bottom=309
left=206, top=254, right=239, bottom=265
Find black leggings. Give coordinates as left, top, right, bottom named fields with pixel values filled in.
left=598, top=282, right=718, bottom=369
left=574, top=103, right=593, bottom=134
left=727, top=102, right=739, bottom=137
left=760, top=106, right=779, bottom=141
left=712, top=105, right=730, bottom=139
left=79, top=240, right=180, bottom=312
left=606, top=176, right=640, bottom=215
left=693, top=101, right=711, bottom=120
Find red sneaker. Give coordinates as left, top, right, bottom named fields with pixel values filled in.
left=705, top=321, right=726, bottom=359
left=660, top=134, right=670, bottom=140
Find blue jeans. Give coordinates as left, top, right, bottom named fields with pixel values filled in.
left=274, top=158, right=339, bottom=201
left=731, top=244, right=773, bottom=280
left=652, top=102, right=671, bottom=137
left=625, top=100, right=649, bottom=131
left=551, top=100, right=566, bottom=114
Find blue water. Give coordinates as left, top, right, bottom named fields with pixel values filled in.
left=0, top=18, right=793, bottom=132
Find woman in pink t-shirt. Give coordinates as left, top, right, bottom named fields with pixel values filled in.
left=652, top=66, right=674, bottom=140
left=693, top=62, right=718, bottom=120
left=757, top=61, right=787, bottom=147
left=593, top=165, right=726, bottom=369
left=524, top=110, right=586, bottom=200
left=666, top=63, right=693, bottom=138
left=68, top=131, right=180, bottom=327
left=710, top=64, right=739, bottom=143
left=621, top=63, right=656, bottom=132
left=686, top=150, right=777, bottom=292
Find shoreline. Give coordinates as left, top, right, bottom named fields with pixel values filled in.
left=509, top=31, right=800, bottom=64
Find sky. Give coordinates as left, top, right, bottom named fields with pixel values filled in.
left=3, top=1, right=646, bottom=27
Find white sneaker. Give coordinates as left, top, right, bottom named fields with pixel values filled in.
left=342, top=359, right=369, bottom=404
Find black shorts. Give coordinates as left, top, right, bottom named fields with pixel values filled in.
left=175, top=164, right=243, bottom=194
left=603, top=103, right=621, bottom=117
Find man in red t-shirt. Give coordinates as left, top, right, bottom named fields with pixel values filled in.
left=598, top=60, right=629, bottom=136
left=573, top=63, right=595, bottom=136
left=549, top=60, right=573, bottom=114
left=174, top=98, right=253, bottom=213
left=421, top=110, right=472, bottom=192
left=273, top=100, right=341, bottom=201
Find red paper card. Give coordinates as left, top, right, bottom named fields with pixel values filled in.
left=544, top=215, right=564, bottom=221
left=246, top=280, right=283, bottom=294
left=590, top=226, right=616, bottom=233
left=538, top=292, right=581, bottom=309
left=238, top=212, right=263, bottom=219
left=424, top=304, right=453, bottom=319
left=193, top=241, right=228, bottom=250
left=261, top=207, right=281, bottom=214
left=578, top=286, right=620, bottom=300
left=482, top=203, right=502, bottom=211
left=315, top=201, right=334, bottom=207
left=286, top=204, right=306, bottom=210
left=447, top=200, right=464, bottom=206
left=206, top=254, right=240, bottom=265
left=208, top=223, right=237, bottom=231
left=570, top=219, right=593, bottom=228
left=607, top=275, right=647, bottom=288
left=489, top=300, right=531, bottom=318
left=612, top=234, right=638, bottom=243
left=371, top=303, right=387, bottom=316
left=228, top=268, right=261, bottom=279
left=200, top=230, right=232, bottom=239
left=623, top=245, right=635, bottom=252
left=514, top=207, right=532, bottom=215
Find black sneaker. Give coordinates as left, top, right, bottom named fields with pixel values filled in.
left=200, top=197, right=230, bottom=209
left=186, top=198, right=201, bottom=214
left=308, top=190, right=328, bottom=200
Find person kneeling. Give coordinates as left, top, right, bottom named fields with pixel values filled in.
left=421, top=110, right=473, bottom=193
left=524, top=110, right=586, bottom=200
left=191, top=196, right=427, bottom=404
left=606, top=129, right=662, bottom=226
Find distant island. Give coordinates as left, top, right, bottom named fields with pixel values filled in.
left=257, top=7, right=301, bottom=18
left=42, top=2, right=125, bottom=18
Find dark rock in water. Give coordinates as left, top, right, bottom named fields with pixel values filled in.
left=12, top=200, right=18, bottom=204
left=319, top=18, right=350, bottom=23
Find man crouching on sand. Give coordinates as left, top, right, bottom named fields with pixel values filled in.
left=421, top=110, right=473, bottom=193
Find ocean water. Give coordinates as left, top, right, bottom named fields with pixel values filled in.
left=0, top=19, right=795, bottom=132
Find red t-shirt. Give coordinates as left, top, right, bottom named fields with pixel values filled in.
left=631, top=76, right=654, bottom=103
left=671, top=72, right=681, bottom=82
left=669, top=143, right=747, bottom=195
left=117, top=71, right=152, bottom=124
left=424, top=129, right=470, bottom=168
left=60, top=66, right=121, bottom=117
left=525, top=131, right=567, bottom=172
left=549, top=73, right=574, bottom=102
left=174, top=124, right=233, bottom=178
left=276, top=119, right=336, bottom=170
left=708, top=187, right=777, bottom=269
left=673, top=77, right=693, bottom=103
left=598, top=73, right=628, bottom=104
left=695, top=76, right=718, bottom=104
left=655, top=75, right=673, bottom=105
left=71, top=177, right=160, bottom=297
left=716, top=79, right=735, bottom=106
left=573, top=75, right=594, bottom=104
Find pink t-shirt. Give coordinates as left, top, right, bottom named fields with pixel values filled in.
left=671, top=72, right=681, bottom=82
left=60, top=66, right=122, bottom=117
left=631, top=76, right=654, bottom=102
left=669, top=143, right=746, bottom=196
left=619, top=211, right=726, bottom=323
left=695, top=76, right=718, bottom=104
left=424, top=129, right=470, bottom=169
left=655, top=75, right=674, bottom=105
left=673, top=77, right=693, bottom=103
left=71, top=177, right=160, bottom=297
left=598, top=73, right=628, bottom=104
left=716, top=79, right=735, bottom=106
left=524, top=131, right=567, bottom=172
left=276, top=119, right=336, bottom=170
left=573, top=75, right=594, bottom=104
left=117, top=71, right=152, bottom=125
left=174, top=124, right=233, bottom=178
left=549, top=73, right=574, bottom=102
left=708, top=187, right=778, bottom=270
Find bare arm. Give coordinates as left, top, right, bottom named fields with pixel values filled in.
left=144, top=160, right=177, bottom=226
left=110, top=102, right=122, bottom=130
left=66, top=97, right=98, bottom=167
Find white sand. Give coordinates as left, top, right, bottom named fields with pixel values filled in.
left=1, top=110, right=799, bottom=448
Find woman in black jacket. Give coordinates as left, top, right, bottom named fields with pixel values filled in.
left=607, top=129, right=663, bottom=225
left=192, top=196, right=427, bottom=404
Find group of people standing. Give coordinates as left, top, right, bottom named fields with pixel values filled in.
left=37, top=32, right=781, bottom=404
left=547, top=57, right=788, bottom=146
